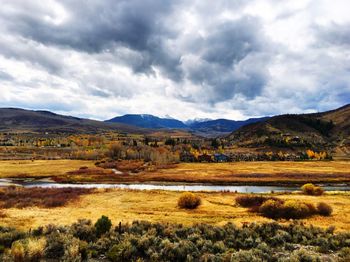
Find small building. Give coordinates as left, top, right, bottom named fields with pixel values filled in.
left=214, top=153, right=229, bottom=162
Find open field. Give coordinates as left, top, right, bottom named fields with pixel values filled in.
left=0, top=160, right=97, bottom=178
left=1, top=189, right=350, bottom=232
left=1, top=160, right=350, bottom=184
left=139, top=161, right=350, bottom=185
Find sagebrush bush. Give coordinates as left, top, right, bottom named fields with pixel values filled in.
left=26, top=238, right=46, bottom=261
left=301, top=183, right=324, bottom=196
left=45, top=233, right=65, bottom=259
left=95, top=216, right=112, bottom=237
left=0, top=227, right=25, bottom=248
left=289, top=248, right=320, bottom=262
left=11, top=241, right=24, bottom=262
left=2, top=219, right=350, bottom=261
left=317, top=202, right=333, bottom=216
left=71, top=219, right=96, bottom=242
left=177, top=192, right=201, bottom=209
left=107, top=239, right=137, bottom=262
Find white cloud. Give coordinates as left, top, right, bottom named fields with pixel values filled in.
left=0, top=0, right=349, bottom=121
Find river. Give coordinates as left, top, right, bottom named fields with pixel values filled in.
left=1, top=178, right=350, bottom=193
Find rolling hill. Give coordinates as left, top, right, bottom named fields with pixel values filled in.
left=0, top=108, right=149, bottom=134
left=227, top=104, right=350, bottom=156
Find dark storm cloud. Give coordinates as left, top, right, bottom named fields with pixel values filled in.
left=0, top=0, right=267, bottom=100
left=182, top=17, right=270, bottom=103
left=202, top=18, right=263, bottom=66
left=1, top=0, right=183, bottom=80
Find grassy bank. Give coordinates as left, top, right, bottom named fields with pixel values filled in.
left=1, top=160, right=349, bottom=185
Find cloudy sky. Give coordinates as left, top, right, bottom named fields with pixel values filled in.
left=0, top=0, right=349, bottom=121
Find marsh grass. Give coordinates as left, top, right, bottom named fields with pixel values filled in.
left=0, top=187, right=93, bottom=208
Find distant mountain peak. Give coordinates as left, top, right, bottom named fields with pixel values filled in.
left=106, top=113, right=269, bottom=136
left=184, top=118, right=212, bottom=125
left=106, top=114, right=187, bottom=129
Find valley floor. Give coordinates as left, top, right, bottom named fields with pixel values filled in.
left=1, top=160, right=350, bottom=233
left=140, top=161, right=350, bottom=185
left=1, top=189, right=350, bottom=232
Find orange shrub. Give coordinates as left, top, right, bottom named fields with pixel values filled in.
left=317, top=202, right=333, bottom=216
left=259, top=199, right=321, bottom=219
left=301, top=183, right=324, bottom=196
left=178, top=192, right=201, bottom=209
left=259, top=199, right=283, bottom=219
left=235, top=195, right=280, bottom=208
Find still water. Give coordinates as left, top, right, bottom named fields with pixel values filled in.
left=0, top=178, right=349, bottom=193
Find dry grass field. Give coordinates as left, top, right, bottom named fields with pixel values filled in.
left=0, top=160, right=97, bottom=178
left=138, top=161, right=350, bottom=184
left=0, top=160, right=350, bottom=184
left=1, top=189, right=350, bottom=232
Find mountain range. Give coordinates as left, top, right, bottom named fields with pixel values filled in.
left=106, top=114, right=269, bottom=136
left=0, top=104, right=349, bottom=156
left=0, top=108, right=267, bottom=136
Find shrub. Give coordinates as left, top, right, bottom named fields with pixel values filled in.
left=339, top=247, right=350, bottom=261
left=71, top=219, right=96, bottom=242
left=259, top=199, right=317, bottom=219
left=259, top=199, right=284, bottom=219
left=95, top=216, right=112, bottom=237
left=26, top=238, right=46, bottom=261
left=301, top=183, right=324, bottom=196
left=235, top=195, right=280, bottom=208
left=289, top=248, right=320, bottom=262
left=317, top=202, right=333, bottom=216
left=282, top=200, right=313, bottom=219
left=11, top=241, right=24, bottom=262
left=0, top=227, right=25, bottom=248
left=62, top=236, right=80, bottom=260
left=177, top=192, right=201, bottom=209
left=107, top=240, right=137, bottom=262
left=31, top=227, right=43, bottom=237
left=45, top=233, right=65, bottom=259
left=79, top=241, right=89, bottom=260
left=3, top=219, right=350, bottom=260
